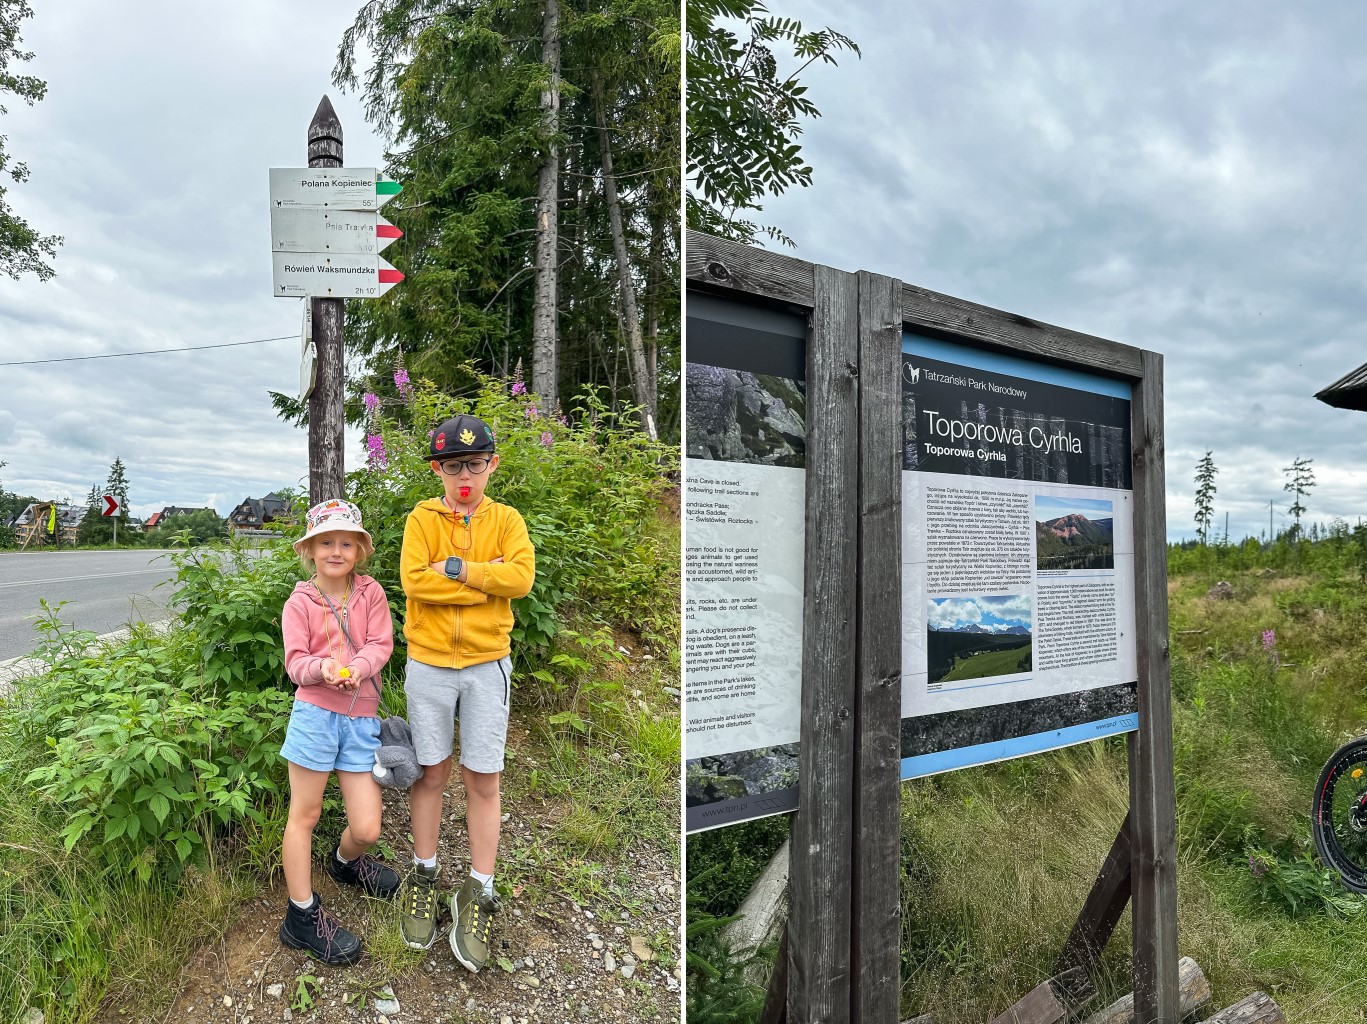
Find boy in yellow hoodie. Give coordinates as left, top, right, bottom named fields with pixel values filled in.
left=397, top=413, right=535, bottom=971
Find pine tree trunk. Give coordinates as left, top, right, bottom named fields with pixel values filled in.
left=593, top=77, right=656, bottom=440
left=531, top=0, right=561, bottom=410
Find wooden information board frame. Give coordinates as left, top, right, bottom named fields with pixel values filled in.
left=686, top=230, right=1178, bottom=1024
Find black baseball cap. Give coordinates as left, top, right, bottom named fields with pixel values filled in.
left=429, top=414, right=495, bottom=460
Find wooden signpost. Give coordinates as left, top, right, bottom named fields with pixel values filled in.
left=272, top=96, right=405, bottom=505
left=686, top=230, right=1180, bottom=1024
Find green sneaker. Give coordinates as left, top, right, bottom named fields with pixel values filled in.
left=398, top=862, right=440, bottom=950
left=449, top=876, right=501, bottom=972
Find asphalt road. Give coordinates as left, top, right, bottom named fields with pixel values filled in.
left=0, top=549, right=179, bottom=661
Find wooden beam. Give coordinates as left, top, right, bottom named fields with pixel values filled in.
left=686, top=230, right=817, bottom=308
left=759, top=923, right=789, bottom=1024
left=1081, top=957, right=1211, bottom=1024
left=852, top=270, right=904, bottom=1024
left=1128, top=349, right=1180, bottom=1023
left=788, top=265, right=860, bottom=1024
left=899, top=282, right=1143, bottom=379
left=1055, top=811, right=1133, bottom=977
left=1202, top=993, right=1285, bottom=1024
left=987, top=967, right=1096, bottom=1024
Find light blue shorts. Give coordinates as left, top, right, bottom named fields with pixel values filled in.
left=279, top=698, right=381, bottom=773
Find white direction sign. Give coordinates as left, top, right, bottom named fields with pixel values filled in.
left=271, top=209, right=401, bottom=254
left=268, top=168, right=401, bottom=211
left=101, top=495, right=122, bottom=517
left=272, top=253, right=404, bottom=298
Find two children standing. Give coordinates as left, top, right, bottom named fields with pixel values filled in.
left=278, top=413, right=535, bottom=970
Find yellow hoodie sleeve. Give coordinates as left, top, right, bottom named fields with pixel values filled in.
left=400, top=510, right=490, bottom=606
left=464, top=507, right=536, bottom=598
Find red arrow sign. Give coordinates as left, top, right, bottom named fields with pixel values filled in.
left=102, top=495, right=121, bottom=517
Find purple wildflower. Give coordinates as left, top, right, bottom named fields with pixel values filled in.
left=393, top=368, right=412, bottom=399
left=1248, top=854, right=1268, bottom=878
left=540, top=431, right=554, bottom=447
left=365, top=432, right=388, bottom=470
left=363, top=392, right=380, bottom=417
left=511, top=380, right=527, bottom=397
left=1261, top=629, right=1276, bottom=652
left=525, top=404, right=539, bottom=420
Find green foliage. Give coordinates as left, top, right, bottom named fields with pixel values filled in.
left=685, top=866, right=768, bottom=1024
left=313, top=0, right=681, bottom=440
left=1283, top=455, right=1315, bottom=541
left=347, top=371, right=678, bottom=681
left=1195, top=450, right=1217, bottom=545
left=144, top=508, right=229, bottom=548
left=687, top=0, right=858, bottom=246
left=1247, top=845, right=1365, bottom=918
left=16, top=586, right=293, bottom=881
left=0, top=0, right=61, bottom=280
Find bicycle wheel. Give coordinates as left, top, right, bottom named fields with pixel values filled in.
left=1312, top=736, right=1367, bottom=893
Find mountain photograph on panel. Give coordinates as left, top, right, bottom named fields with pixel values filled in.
left=685, top=364, right=806, bottom=467
left=926, top=595, right=1033, bottom=685
left=1035, top=495, right=1115, bottom=571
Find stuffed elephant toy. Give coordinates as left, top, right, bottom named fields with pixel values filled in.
left=372, top=716, right=422, bottom=790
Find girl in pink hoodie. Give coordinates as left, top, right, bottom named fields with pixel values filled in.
left=278, top=498, right=397, bottom=966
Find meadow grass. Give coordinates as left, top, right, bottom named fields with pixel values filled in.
left=688, top=542, right=1367, bottom=1023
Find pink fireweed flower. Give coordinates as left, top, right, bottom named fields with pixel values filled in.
left=1261, top=629, right=1276, bottom=651
left=365, top=432, right=388, bottom=469
left=393, top=368, right=412, bottom=399
left=511, top=380, right=527, bottom=396
left=525, top=404, right=539, bottom=420
left=363, top=392, right=380, bottom=417
left=540, top=431, right=553, bottom=447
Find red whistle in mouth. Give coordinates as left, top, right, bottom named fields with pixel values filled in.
left=459, top=487, right=471, bottom=499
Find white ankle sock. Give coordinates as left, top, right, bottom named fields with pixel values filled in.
left=290, top=894, right=316, bottom=911
left=414, top=853, right=438, bottom=870
left=335, top=847, right=353, bottom=865
left=470, top=868, right=494, bottom=895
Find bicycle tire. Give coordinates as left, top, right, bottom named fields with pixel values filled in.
left=1312, top=735, right=1367, bottom=893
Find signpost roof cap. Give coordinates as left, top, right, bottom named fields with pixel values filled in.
left=430, top=414, right=495, bottom=459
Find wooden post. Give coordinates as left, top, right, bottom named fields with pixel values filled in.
left=1128, top=349, right=1179, bottom=1022
left=853, top=270, right=903, bottom=1024
left=788, top=265, right=860, bottom=1024
left=307, top=95, right=345, bottom=506
left=1055, top=812, right=1133, bottom=978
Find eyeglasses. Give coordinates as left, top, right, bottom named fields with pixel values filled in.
left=437, top=457, right=492, bottom=475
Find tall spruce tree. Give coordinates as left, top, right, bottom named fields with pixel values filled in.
left=1, top=0, right=61, bottom=280
left=315, top=0, right=680, bottom=439
left=1284, top=455, right=1315, bottom=541
left=1194, top=451, right=1217, bottom=546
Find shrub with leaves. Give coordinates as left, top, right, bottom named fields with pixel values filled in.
left=348, top=370, right=679, bottom=679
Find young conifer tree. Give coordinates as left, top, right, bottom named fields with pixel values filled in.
left=1194, top=451, right=1217, bottom=545
left=1283, top=455, right=1315, bottom=541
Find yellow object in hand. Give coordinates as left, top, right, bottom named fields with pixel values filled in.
left=338, top=667, right=351, bottom=679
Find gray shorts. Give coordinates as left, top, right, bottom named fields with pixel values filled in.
left=404, top=656, right=512, bottom=774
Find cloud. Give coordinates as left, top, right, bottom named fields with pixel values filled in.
left=0, top=1, right=380, bottom=517
left=759, top=0, right=1367, bottom=540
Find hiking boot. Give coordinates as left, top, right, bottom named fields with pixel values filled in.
left=450, top=875, right=501, bottom=972
left=398, top=862, right=440, bottom=950
left=279, top=893, right=363, bottom=966
left=326, top=844, right=401, bottom=899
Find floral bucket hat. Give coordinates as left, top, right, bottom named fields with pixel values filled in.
left=293, top=498, right=373, bottom=554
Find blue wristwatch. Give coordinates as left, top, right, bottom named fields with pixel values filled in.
left=444, top=556, right=464, bottom=579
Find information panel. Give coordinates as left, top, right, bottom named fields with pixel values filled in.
left=684, top=294, right=806, bottom=833
left=900, top=332, right=1139, bottom=778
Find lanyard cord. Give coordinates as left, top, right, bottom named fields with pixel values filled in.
left=443, top=495, right=481, bottom=552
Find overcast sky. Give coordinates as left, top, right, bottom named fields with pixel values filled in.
left=758, top=0, right=1367, bottom=542
left=0, top=2, right=381, bottom=520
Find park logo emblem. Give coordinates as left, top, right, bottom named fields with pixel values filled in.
left=904, top=364, right=921, bottom=385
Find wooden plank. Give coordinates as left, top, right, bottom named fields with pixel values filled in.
left=787, top=265, right=860, bottom=1024
left=723, top=838, right=790, bottom=964
left=1202, top=993, right=1285, bottom=1024
left=900, top=282, right=1143, bottom=379
left=852, top=271, right=904, bottom=1024
left=1055, top=811, right=1133, bottom=977
left=901, top=1016, right=933, bottom=1024
left=1081, top=957, right=1211, bottom=1024
left=1127, top=349, right=1180, bottom=1023
left=759, top=923, right=789, bottom=1024
left=987, top=967, right=1094, bottom=1024
left=687, top=230, right=816, bottom=308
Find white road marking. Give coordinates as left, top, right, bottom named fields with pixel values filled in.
left=0, top=568, right=171, bottom=590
